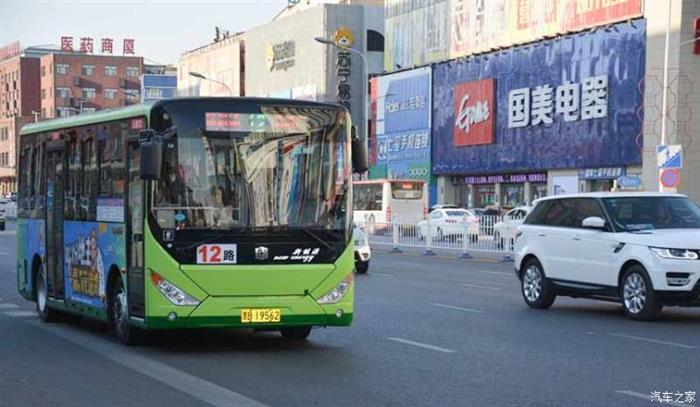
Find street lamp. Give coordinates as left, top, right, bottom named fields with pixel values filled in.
left=189, top=71, right=233, bottom=97
left=314, top=36, right=370, bottom=155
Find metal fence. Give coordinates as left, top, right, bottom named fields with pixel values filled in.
left=357, top=214, right=517, bottom=260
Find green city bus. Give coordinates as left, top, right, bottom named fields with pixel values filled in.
left=17, top=97, right=366, bottom=344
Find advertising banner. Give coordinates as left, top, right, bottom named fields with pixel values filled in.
left=373, top=67, right=434, bottom=202
left=384, top=0, right=450, bottom=71
left=432, top=20, right=645, bottom=175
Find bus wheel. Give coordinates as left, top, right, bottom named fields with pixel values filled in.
left=280, top=326, right=311, bottom=341
left=109, top=276, right=139, bottom=345
left=36, top=265, right=59, bottom=323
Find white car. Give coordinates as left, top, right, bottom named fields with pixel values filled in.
left=514, top=192, right=700, bottom=320
left=417, top=208, right=480, bottom=242
left=354, top=224, right=371, bottom=274
left=494, top=206, right=531, bottom=249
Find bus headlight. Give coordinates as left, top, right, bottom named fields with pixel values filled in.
left=150, top=271, right=200, bottom=306
left=317, top=274, right=353, bottom=305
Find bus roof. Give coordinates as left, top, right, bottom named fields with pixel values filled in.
left=20, top=97, right=348, bottom=136
left=20, top=102, right=155, bottom=136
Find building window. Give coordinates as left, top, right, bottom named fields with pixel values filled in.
left=104, top=65, right=117, bottom=76
left=126, top=67, right=139, bottom=77
left=82, top=107, right=97, bottom=114
left=56, top=87, right=71, bottom=98
left=57, top=108, right=72, bottom=118
left=125, top=89, right=139, bottom=101
left=82, top=65, right=95, bottom=76
left=0, top=128, right=8, bottom=141
left=105, top=88, right=117, bottom=99
left=42, top=108, right=47, bottom=118
left=82, top=88, right=96, bottom=99
left=41, top=66, right=46, bottom=77
left=56, top=64, right=69, bottom=75
left=41, top=89, right=47, bottom=100
left=145, top=87, right=162, bottom=100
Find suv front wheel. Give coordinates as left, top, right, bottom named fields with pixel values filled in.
left=521, top=258, right=555, bottom=309
left=620, top=266, right=662, bottom=321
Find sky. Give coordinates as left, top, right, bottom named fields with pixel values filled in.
left=0, top=0, right=288, bottom=64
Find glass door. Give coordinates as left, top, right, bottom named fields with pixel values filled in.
left=45, top=144, right=65, bottom=299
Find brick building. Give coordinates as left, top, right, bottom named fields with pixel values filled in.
left=0, top=42, right=41, bottom=195
left=40, top=53, right=144, bottom=118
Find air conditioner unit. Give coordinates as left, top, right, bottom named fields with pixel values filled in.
left=73, top=77, right=80, bottom=87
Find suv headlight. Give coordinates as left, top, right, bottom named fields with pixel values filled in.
left=650, top=247, right=699, bottom=260
left=150, top=271, right=201, bottom=306
left=317, top=274, right=353, bottom=304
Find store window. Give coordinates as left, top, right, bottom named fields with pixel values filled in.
left=473, top=185, right=495, bottom=208
left=589, top=179, right=614, bottom=192
left=502, top=183, right=524, bottom=208
left=532, top=183, right=547, bottom=202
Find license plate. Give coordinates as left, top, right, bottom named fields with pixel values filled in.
left=241, top=308, right=281, bottom=323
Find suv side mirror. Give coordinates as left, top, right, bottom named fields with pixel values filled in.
left=351, top=126, right=368, bottom=174
left=582, top=216, right=606, bottom=230
left=139, top=130, right=162, bottom=180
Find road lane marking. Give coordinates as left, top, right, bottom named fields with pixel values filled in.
left=0, top=303, right=19, bottom=309
left=391, top=261, right=416, bottom=267
left=616, top=390, right=696, bottom=407
left=387, top=337, right=456, bottom=353
left=430, top=303, right=484, bottom=314
left=369, top=271, right=394, bottom=277
left=609, top=333, right=697, bottom=350
left=0, top=251, right=10, bottom=256
left=3, top=310, right=35, bottom=318
left=459, top=283, right=503, bottom=291
left=29, top=322, right=271, bottom=407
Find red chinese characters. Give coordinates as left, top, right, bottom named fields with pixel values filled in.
left=101, top=38, right=114, bottom=54
left=80, top=37, right=94, bottom=53
left=453, top=78, right=495, bottom=146
left=61, top=36, right=74, bottom=52
left=123, top=39, right=135, bottom=55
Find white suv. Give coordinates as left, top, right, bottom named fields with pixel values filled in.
left=514, top=192, right=700, bottom=320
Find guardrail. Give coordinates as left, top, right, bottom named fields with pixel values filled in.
left=357, top=214, right=519, bottom=261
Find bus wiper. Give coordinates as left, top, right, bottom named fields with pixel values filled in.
left=268, top=225, right=333, bottom=251
left=181, top=230, right=249, bottom=250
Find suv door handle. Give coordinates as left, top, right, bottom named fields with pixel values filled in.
left=538, top=232, right=547, bottom=237
left=572, top=235, right=582, bottom=241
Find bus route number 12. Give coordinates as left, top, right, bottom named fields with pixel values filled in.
left=196, top=244, right=238, bottom=264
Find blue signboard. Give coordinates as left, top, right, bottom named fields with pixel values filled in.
left=374, top=67, right=435, bottom=203
left=431, top=19, right=646, bottom=175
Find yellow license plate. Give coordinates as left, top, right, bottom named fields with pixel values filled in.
left=241, top=308, right=281, bottom=323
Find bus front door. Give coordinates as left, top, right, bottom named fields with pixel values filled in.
left=45, top=144, right=65, bottom=300
left=126, top=140, right=145, bottom=318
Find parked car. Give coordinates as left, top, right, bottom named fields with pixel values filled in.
left=514, top=192, right=700, bottom=320
left=494, top=206, right=531, bottom=249
left=417, top=208, right=480, bottom=242
left=430, top=204, right=459, bottom=211
left=0, top=213, right=5, bottom=231
left=354, top=224, right=371, bottom=274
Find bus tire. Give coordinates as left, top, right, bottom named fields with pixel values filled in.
left=36, top=263, right=60, bottom=323
left=355, top=261, right=369, bottom=274
left=109, top=275, right=140, bottom=346
left=280, top=326, right=312, bottom=341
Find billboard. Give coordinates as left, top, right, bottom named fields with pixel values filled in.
left=384, top=0, right=450, bottom=71
left=373, top=67, right=434, bottom=201
left=432, top=20, right=646, bottom=175
left=381, top=0, right=643, bottom=62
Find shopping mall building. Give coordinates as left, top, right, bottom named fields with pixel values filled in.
left=373, top=0, right=700, bottom=207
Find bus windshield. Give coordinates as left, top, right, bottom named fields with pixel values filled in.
left=151, top=103, right=350, bottom=231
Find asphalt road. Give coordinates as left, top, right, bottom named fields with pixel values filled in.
left=1, top=223, right=698, bottom=407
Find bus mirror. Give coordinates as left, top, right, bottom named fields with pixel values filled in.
left=351, top=126, right=368, bottom=174
left=139, top=139, right=162, bottom=180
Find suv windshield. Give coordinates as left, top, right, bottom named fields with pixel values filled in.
left=151, top=101, right=350, bottom=232
left=602, top=196, right=700, bottom=231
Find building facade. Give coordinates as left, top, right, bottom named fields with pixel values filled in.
left=244, top=2, right=384, bottom=142
left=39, top=53, right=143, bottom=118
left=177, top=33, right=245, bottom=97
left=141, top=65, right=177, bottom=102
left=0, top=42, right=41, bottom=195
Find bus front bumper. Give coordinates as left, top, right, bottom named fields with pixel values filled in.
left=147, top=294, right=353, bottom=330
